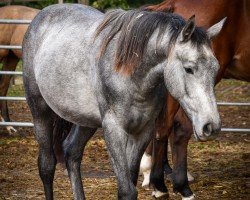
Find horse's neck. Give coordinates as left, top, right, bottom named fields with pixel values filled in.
left=133, top=62, right=165, bottom=95
left=131, top=29, right=171, bottom=96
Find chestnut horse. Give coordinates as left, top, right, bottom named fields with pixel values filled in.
left=0, top=5, right=39, bottom=134
left=140, top=0, right=250, bottom=199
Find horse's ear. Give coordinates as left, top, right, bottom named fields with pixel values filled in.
left=207, top=17, right=227, bottom=40
left=180, top=15, right=196, bottom=42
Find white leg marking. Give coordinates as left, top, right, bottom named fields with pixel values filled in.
left=1, top=116, right=17, bottom=135
left=187, top=171, right=195, bottom=182
left=182, top=194, right=196, bottom=200
left=140, top=153, right=152, bottom=188
left=6, top=126, right=17, bottom=135
left=152, top=189, right=168, bottom=198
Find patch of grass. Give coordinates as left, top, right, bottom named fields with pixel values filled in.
left=16, top=61, right=23, bottom=71
left=0, top=137, right=21, bottom=146
left=7, top=85, right=25, bottom=97
left=215, top=79, right=250, bottom=102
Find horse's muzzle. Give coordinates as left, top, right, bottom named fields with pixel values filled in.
left=193, top=122, right=221, bottom=142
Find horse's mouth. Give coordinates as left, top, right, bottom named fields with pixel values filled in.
left=193, top=128, right=201, bottom=141
left=193, top=127, right=216, bottom=142
left=193, top=126, right=206, bottom=142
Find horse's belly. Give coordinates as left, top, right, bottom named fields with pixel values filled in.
left=41, top=86, right=101, bottom=128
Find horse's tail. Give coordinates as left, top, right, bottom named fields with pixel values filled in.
left=53, top=116, right=73, bottom=164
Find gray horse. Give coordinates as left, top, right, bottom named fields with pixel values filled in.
left=23, top=4, right=224, bottom=200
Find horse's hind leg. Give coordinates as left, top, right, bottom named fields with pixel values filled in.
left=63, top=125, right=96, bottom=200
left=24, top=82, right=56, bottom=200
left=0, top=51, right=19, bottom=134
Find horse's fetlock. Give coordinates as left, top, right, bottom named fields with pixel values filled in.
left=171, top=174, right=193, bottom=197
left=118, top=189, right=137, bottom=200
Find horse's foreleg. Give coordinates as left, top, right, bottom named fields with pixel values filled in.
left=140, top=140, right=153, bottom=188
left=169, top=108, right=194, bottom=200
left=149, top=94, right=180, bottom=198
left=126, top=125, right=154, bottom=187
left=102, top=113, right=138, bottom=200
left=150, top=137, right=169, bottom=198
left=0, top=52, right=19, bottom=134
left=163, top=140, right=172, bottom=175
left=63, top=125, right=96, bottom=200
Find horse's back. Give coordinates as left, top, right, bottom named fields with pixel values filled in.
left=23, top=4, right=103, bottom=127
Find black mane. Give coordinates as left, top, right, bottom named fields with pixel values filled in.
left=95, top=9, right=209, bottom=74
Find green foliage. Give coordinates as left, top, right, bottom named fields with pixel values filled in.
left=126, top=0, right=162, bottom=8
left=91, top=0, right=129, bottom=9
left=1, top=0, right=164, bottom=10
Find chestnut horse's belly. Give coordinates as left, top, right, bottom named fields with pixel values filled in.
left=224, top=49, right=250, bottom=82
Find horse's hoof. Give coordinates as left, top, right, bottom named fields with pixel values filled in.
left=6, top=126, right=17, bottom=135
left=152, top=190, right=169, bottom=199
left=187, top=171, right=195, bottom=182
left=182, top=194, right=196, bottom=200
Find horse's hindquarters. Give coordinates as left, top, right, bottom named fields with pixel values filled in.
left=23, top=4, right=104, bottom=127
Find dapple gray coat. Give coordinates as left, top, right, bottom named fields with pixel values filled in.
left=23, top=4, right=224, bottom=200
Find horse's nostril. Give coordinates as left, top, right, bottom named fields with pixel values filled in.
left=203, top=123, right=213, bottom=136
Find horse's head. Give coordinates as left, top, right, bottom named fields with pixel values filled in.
left=164, top=16, right=226, bottom=141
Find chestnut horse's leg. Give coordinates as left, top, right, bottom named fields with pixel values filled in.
left=0, top=51, right=19, bottom=134
left=163, top=140, right=172, bottom=175
left=150, top=136, right=169, bottom=198
left=169, top=108, right=194, bottom=199
left=140, top=140, right=153, bottom=188
left=149, top=95, right=180, bottom=198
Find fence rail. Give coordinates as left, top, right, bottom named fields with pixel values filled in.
left=0, top=97, right=26, bottom=101
left=0, top=19, right=249, bottom=133
left=0, top=19, right=32, bottom=24
left=0, top=71, right=23, bottom=75
left=0, top=45, right=22, bottom=50
left=0, top=122, right=34, bottom=127
left=217, top=102, right=250, bottom=106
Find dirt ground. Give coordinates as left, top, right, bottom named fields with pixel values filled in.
left=0, top=79, right=249, bottom=200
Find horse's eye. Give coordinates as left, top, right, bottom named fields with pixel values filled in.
left=184, top=67, right=194, bottom=74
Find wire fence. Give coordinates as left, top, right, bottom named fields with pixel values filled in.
left=0, top=19, right=249, bottom=133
